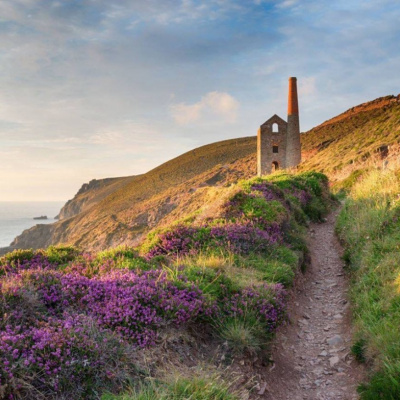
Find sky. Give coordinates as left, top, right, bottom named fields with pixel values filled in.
left=0, top=0, right=399, bottom=201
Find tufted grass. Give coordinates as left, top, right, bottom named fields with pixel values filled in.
left=102, top=374, right=238, bottom=400
left=336, top=168, right=400, bottom=398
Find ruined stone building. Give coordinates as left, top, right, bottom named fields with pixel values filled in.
left=257, top=77, right=302, bottom=176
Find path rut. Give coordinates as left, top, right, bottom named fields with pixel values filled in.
left=263, top=209, right=365, bottom=399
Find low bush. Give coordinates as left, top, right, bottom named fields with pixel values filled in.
left=44, top=245, right=81, bottom=264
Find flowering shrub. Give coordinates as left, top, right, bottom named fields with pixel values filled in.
left=60, top=270, right=207, bottom=345
left=0, top=265, right=287, bottom=398
left=0, top=172, right=330, bottom=398
left=291, top=188, right=312, bottom=206
left=220, top=283, right=286, bottom=333
left=0, top=253, right=57, bottom=276
left=145, top=222, right=283, bottom=259
left=0, top=315, right=137, bottom=398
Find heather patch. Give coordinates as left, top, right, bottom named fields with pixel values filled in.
left=0, top=264, right=287, bottom=398
left=0, top=315, right=138, bottom=399
left=144, top=222, right=283, bottom=259
left=0, top=171, right=331, bottom=399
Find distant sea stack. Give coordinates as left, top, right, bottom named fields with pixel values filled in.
left=33, top=215, right=48, bottom=220
left=257, top=77, right=302, bottom=176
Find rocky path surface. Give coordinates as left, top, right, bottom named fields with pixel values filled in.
left=262, top=209, right=365, bottom=399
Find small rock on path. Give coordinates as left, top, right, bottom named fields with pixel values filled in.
left=262, top=209, right=365, bottom=400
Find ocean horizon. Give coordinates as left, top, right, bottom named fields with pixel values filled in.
left=0, top=201, right=64, bottom=248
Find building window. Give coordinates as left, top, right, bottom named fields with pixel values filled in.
left=272, top=123, right=279, bottom=133
left=273, top=145, right=279, bottom=153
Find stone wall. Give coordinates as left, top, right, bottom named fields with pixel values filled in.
left=286, top=114, right=302, bottom=167
left=257, top=114, right=287, bottom=176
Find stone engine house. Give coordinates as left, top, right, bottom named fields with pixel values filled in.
left=257, top=77, right=302, bottom=176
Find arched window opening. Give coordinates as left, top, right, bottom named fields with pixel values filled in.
left=272, top=123, right=279, bottom=133
left=273, top=145, right=279, bottom=154
left=272, top=161, right=279, bottom=172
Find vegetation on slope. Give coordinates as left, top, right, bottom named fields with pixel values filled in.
left=300, top=95, right=400, bottom=181
left=11, top=137, right=256, bottom=252
left=336, top=168, right=400, bottom=399
left=0, top=171, right=330, bottom=399
left=7, top=93, right=400, bottom=254
left=56, top=176, right=138, bottom=220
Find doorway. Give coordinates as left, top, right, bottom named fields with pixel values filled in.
left=272, top=161, right=279, bottom=172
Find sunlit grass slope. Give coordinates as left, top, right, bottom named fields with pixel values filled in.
left=336, top=168, right=400, bottom=399
left=12, top=137, right=257, bottom=251
left=301, top=95, right=400, bottom=180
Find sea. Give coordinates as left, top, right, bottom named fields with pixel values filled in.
left=0, top=202, right=64, bottom=248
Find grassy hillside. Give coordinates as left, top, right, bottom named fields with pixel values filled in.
left=8, top=94, right=400, bottom=253
left=0, top=171, right=331, bottom=399
left=300, top=95, right=400, bottom=182
left=56, top=176, right=138, bottom=220
left=11, top=137, right=256, bottom=251
left=3, top=93, right=400, bottom=397
left=336, top=168, right=400, bottom=398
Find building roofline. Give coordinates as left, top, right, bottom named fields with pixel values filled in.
left=261, top=114, right=287, bottom=126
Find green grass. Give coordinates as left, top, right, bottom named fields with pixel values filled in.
left=215, top=318, right=264, bottom=354
left=102, top=375, right=238, bottom=400
left=336, top=168, right=400, bottom=398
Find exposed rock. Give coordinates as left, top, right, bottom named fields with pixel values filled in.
left=329, top=356, right=340, bottom=368
left=11, top=224, right=54, bottom=249
left=327, top=335, right=343, bottom=347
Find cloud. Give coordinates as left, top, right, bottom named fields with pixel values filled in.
left=170, top=91, right=240, bottom=125
left=276, top=0, right=299, bottom=9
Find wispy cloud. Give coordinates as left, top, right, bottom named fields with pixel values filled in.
left=170, top=92, right=239, bottom=125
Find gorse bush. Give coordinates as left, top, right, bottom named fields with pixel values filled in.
left=0, top=171, right=330, bottom=399
left=336, top=168, right=400, bottom=399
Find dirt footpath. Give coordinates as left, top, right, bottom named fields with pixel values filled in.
left=262, top=209, right=365, bottom=400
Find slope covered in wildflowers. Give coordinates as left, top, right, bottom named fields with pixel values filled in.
left=0, top=171, right=331, bottom=399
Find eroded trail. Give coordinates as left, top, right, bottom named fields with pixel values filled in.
left=263, top=209, right=364, bottom=399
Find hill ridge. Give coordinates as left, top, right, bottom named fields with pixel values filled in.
left=3, top=93, right=400, bottom=254
left=315, top=94, right=400, bottom=131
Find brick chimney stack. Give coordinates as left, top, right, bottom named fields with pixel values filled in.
left=288, top=77, right=299, bottom=115
left=286, top=77, right=301, bottom=167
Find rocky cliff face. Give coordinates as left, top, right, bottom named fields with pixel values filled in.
left=11, top=224, right=54, bottom=249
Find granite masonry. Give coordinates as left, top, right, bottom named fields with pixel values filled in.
left=257, top=77, right=302, bottom=175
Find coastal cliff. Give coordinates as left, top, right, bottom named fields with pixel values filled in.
left=8, top=94, right=400, bottom=252
left=10, top=137, right=257, bottom=251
